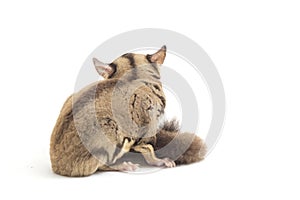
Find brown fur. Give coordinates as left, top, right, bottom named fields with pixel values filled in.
left=155, top=120, right=207, bottom=165
left=50, top=46, right=206, bottom=177
left=50, top=94, right=100, bottom=176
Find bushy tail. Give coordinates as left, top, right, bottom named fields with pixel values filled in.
left=155, top=119, right=207, bottom=165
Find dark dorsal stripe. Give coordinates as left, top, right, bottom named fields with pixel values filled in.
left=122, top=53, right=138, bottom=81
left=122, top=53, right=136, bottom=68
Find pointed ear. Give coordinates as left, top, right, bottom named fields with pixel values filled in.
left=93, top=58, right=115, bottom=79
left=147, top=45, right=167, bottom=65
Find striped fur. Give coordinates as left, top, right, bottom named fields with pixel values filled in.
left=50, top=46, right=168, bottom=176
left=50, top=46, right=205, bottom=177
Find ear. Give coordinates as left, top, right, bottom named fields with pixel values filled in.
left=147, top=45, right=167, bottom=65
left=93, top=58, right=115, bottom=79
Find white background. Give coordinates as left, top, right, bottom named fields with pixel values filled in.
left=0, top=0, right=299, bottom=199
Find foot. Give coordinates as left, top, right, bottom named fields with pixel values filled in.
left=114, top=161, right=139, bottom=172
left=149, top=157, right=176, bottom=168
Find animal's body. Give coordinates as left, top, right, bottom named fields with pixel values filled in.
left=50, top=46, right=206, bottom=177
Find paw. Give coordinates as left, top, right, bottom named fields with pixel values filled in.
left=161, top=158, right=176, bottom=168
left=116, top=161, right=139, bottom=172
left=150, top=158, right=176, bottom=168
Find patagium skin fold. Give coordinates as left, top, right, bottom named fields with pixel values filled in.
left=50, top=46, right=206, bottom=177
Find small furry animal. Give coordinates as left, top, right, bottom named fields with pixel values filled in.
left=50, top=46, right=206, bottom=176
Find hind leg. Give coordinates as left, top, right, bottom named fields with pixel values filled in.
left=63, top=156, right=101, bottom=177
left=133, top=144, right=176, bottom=168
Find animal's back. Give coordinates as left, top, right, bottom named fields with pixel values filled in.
left=50, top=46, right=206, bottom=177
left=50, top=80, right=119, bottom=176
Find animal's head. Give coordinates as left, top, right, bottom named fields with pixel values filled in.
left=93, top=45, right=166, bottom=80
